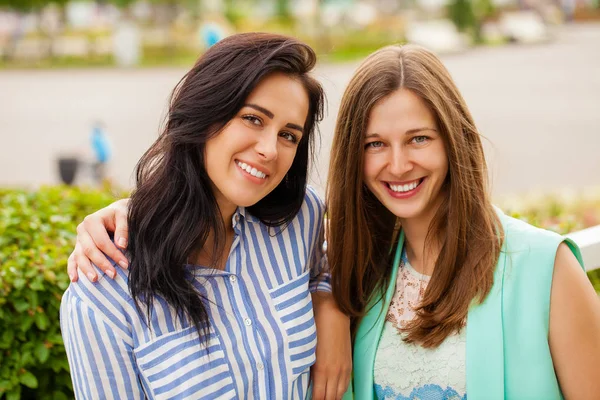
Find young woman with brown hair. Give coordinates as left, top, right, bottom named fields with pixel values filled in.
left=60, top=32, right=351, bottom=400
left=327, top=44, right=600, bottom=399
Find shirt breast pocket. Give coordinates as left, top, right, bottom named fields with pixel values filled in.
left=134, top=326, right=236, bottom=399
left=269, top=269, right=317, bottom=378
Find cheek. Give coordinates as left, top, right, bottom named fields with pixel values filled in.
left=432, top=152, right=449, bottom=179
left=363, top=155, right=379, bottom=181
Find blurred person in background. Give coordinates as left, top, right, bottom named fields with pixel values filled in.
left=60, top=32, right=351, bottom=400
left=90, top=121, right=111, bottom=183
left=326, top=44, right=600, bottom=399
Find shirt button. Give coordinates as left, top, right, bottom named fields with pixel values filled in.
left=257, top=362, right=264, bottom=370
left=244, top=318, right=252, bottom=326
left=229, top=275, right=237, bottom=283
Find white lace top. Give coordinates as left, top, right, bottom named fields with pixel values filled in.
left=374, top=251, right=467, bottom=400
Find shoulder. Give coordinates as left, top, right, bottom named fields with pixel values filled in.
left=495, top=207, right=585, bottom=285
left=61, top=259, right=135, bottom=324
left=497, top=207, right=565, bottom=254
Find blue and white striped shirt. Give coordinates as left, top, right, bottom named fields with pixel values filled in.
left=60, top=186, right=331, bottom=399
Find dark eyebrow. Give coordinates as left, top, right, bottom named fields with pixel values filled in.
left=285, top=123, right=304, bottom=134
left=245, top=103, right=274, bottom=119
left=245, top=103, right=304, bottom=134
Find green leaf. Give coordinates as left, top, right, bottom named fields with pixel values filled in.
left=19, top=317, right=34, bottom=332
left=12, top=300, right=29, bottom=313
left=21, top=350, right=34, bottom=365
left=6, top=385, right=21, bottom=400
left=34, top=312, right=49, bottom=330
left=19, top=371, right=38, bottom=389
left=35, top=343, right=50, bottom=363
left=29, top=281, right=44, bottom=291
left=0, top=330, right=14, bottom=348
left=52, top=391, right=69, bottom=400
left=13, top=278, right=26, bottom=290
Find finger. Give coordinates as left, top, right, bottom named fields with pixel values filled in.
left=337, top=372, right=351, bottom=400
left=311, top=368, right=326, bottom=400
left=112, top=206, right=129, bottom=250
left=67, top=253, right=78, bottom=282
left=82, top=215, right=128, bottom=271
left=77, top=224, right=117, bottom=279
left=73, top=242, right=97, bottom=282
left=324, top=375, right=338, bottom=400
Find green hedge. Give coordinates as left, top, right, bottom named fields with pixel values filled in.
left=0, top=185, right=122, bottom=400
left=500, top=190, right=600, bottom=292
left=0, top=185, right=598, bottom=398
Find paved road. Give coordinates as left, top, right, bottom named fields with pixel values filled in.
left=1, top=24, right=599, bottom=199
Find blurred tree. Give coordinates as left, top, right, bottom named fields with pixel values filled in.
left=223, top=0, right=243, bottom=25
left=447, top=0, right=494, bottom=43
left=447, top=0, right=476, bottom=32
left=275, top=0, right=290, bottom=19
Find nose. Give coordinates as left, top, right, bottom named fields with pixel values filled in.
left=388, top=145, right=413, bottom=176
left=255, top=130, right=278, bottom=161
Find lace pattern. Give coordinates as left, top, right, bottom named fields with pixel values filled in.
left=373, top=252, right=467, bottom=399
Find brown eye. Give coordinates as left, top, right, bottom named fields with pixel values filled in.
left=280, top=131, right=299, bottom=144
left=242, top=115, right=262, bottom=126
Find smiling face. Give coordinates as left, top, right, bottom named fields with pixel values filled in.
left=204, top=72, right=309, bottom=216
left=363, top=88, right=449, bottom=225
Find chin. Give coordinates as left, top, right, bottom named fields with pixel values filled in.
left=230, top=190, right=270, bottom=208
left=385, top=203, right=426, bottom=221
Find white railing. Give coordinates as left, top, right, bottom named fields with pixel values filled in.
left=567, top=225, right=600, bottom=272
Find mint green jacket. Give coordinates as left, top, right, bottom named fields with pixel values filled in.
left=344, top=210, right=584, bottom=400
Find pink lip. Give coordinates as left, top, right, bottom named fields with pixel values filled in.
left=383, top=177, right=426, bottom=199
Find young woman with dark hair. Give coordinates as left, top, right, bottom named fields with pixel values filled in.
left=60, top=32, right=351, bottom=400
left=326, top=44, right=600, bottom=399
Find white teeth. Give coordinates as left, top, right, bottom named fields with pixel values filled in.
left=389, top=180, right=420, bottom=193
left=236, top=161, right=267, bottom=179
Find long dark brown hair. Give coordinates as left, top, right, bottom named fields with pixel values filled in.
left=327, top=44, right=503, bottom=347
left=127, top=33, right=324, bottom=341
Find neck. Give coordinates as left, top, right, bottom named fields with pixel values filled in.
left=218, top=200, right=237, bottom=232
left=399, top=201, right=443, bottom=276
left=190, top=198, right=236, bottom=268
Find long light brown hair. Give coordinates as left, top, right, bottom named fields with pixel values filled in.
left=327, top=44, right=503, bottom=347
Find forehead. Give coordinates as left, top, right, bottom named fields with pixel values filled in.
left=366, top=89, right=436, bottom=134
left=245, top=72, right=310, bottom=125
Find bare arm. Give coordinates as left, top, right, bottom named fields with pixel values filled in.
left=549, top=242, right=600, bottom=399
left=68, top=199, right=130, bottom=282
left=311, top=291, right=352, bottom=400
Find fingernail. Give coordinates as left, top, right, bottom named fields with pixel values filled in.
left=119, top=260, right=129, bottom=270
left=117, top=237, right=127, bottom=248
left=106, top=270, right=115, bottom=279
left=87, top=272, right=97, bottom=282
